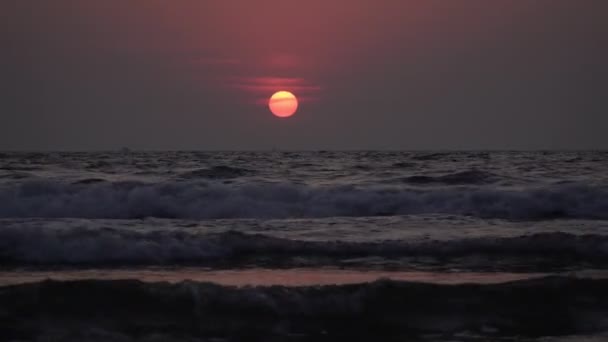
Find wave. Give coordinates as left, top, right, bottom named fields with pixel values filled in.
left=1, top=228, right=606, bottom=268
left=178, top=165, right=255, bottom=180
left=402, top=169, right=496, bottom=185
left=0, top=172, right=33, bottom=180
left=411, top=152, right=451, bottom=161
left=391, top=161, right=416, bottom=168
left=0, top=180, right=607, bottom=220
left=1, top=277, right=607, bottom=341
left=72, top=178, right=106, bottom=185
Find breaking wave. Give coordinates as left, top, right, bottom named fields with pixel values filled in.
left=0, top=180, right=607, bottom=220
left=1, top=228, right=607, bottom=267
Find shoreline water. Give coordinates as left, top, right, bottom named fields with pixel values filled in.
left=2, top=276, right=608, bottom=341
left=0, top=267, right=567, bottom=287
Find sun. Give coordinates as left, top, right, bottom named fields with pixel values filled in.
left=269, top=91, right=298, bottom=118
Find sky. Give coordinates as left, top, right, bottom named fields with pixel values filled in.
left=2, top=0, right=607, bottom=150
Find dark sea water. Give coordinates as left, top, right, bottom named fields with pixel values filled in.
left=1, top=151, right=608, bottom=341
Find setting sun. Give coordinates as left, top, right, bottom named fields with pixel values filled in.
left=269, top=91, right=298, bottom=118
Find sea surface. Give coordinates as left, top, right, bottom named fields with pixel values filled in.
left=1, top=151, right=608, bottom=341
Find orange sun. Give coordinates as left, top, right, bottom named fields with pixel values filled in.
left=269, top=91, right=298, bottom=118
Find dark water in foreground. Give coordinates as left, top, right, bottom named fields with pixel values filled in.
left=1, top=151, right=607, bottom=341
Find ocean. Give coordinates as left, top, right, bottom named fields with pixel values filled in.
left=1, top=151, right=607, bottom=341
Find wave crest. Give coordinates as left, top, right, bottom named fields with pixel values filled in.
left=1, top=228, right=607, bottom=268
left=0, top=180, right=607, bottom=220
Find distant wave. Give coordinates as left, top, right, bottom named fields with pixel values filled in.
left=401, top=169, right=496, bottom=185
left=391, top=161, right=416, bottom=168
left=0, top=172, right=33, bottom=180
left=72, top=178, right=106, bottom=185
left=0, top=180, right=607, bottom=220
left=1, top=227, right=606, bottom=268
left=178, top=165, right=255, bottom=180
left=410, top=152, right=451, bottom=161
left=2, top=277, right=608, bottom=341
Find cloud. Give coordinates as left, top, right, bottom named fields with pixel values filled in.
left=227, top=76, right=322, bottom=103
left=228, top=76, right=321, bottom=93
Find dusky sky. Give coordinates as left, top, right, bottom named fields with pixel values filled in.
left=2, top=0, right=607, bottom=150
